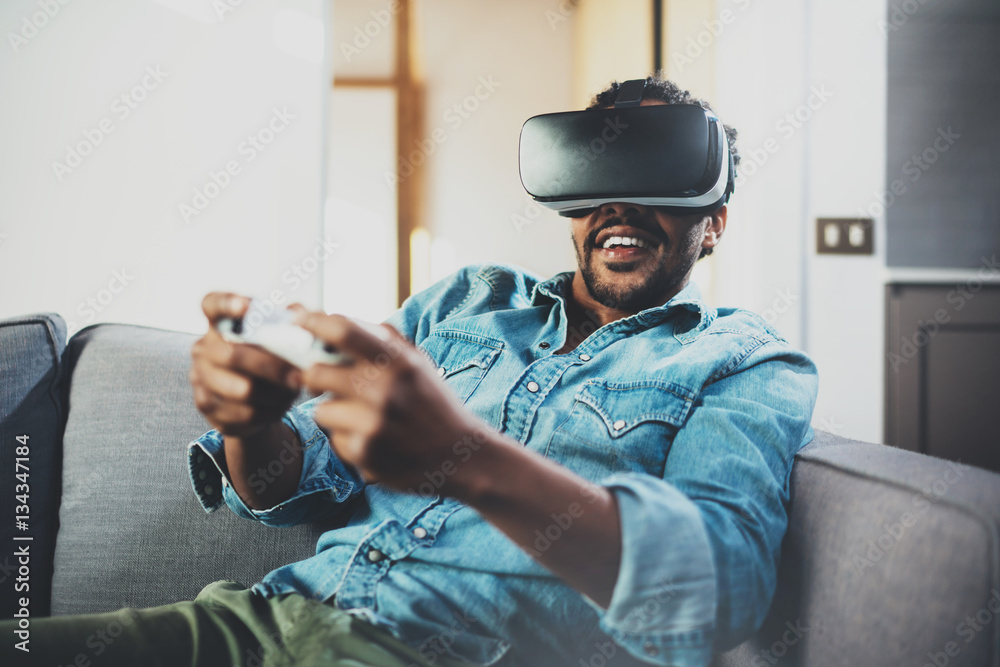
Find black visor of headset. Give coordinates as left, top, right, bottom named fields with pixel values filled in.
left=518, top=79, right=735, bottom=218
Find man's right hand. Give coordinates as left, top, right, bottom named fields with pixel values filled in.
left=190, top=292, right=304, bottom=439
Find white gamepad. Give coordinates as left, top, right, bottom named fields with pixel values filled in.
left=216, top=300, right=351, bottom=369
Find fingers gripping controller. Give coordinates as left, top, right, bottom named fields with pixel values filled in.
left=217, top=299, right=352, bottom=369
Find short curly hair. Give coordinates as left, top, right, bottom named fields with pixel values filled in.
left=587, top=75, right=739, bottom=260
left=587, top=75, right=740, bottom=168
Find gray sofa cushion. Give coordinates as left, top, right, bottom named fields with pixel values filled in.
left=715, top=431, right=1000, bottom=667
left=51, top=323, right=338, bottom=615
left=0, top=313, right=66, bottom=618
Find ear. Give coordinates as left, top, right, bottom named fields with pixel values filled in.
left=701, top=206, right=727, bottom=252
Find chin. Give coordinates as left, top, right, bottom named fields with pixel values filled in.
left=585, top=274, right=662, bottom=311
left=603, top=260, right=644, bottom=274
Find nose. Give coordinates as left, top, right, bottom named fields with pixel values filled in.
left=600, top=201, right=648, bottom=218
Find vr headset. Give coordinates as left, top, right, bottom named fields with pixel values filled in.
left=518, top=79, right=735, bottom=218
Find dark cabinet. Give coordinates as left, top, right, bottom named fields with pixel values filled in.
left=885, top=282, right=1000, bottom=473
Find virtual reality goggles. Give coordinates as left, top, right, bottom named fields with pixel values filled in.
left=518, top=79, right=735, bottom=218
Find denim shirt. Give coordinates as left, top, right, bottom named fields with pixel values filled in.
left=188, top=264, right=818, bottom=667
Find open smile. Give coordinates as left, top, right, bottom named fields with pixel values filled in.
left=596, top=245, right=652, bottom=261
left=590, top=225, right=662, bottom=263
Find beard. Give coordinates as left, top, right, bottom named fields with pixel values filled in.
left=574, top=215, right=701, bottom=312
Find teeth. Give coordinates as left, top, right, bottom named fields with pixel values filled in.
left=601, top=236, right=649, bottom=249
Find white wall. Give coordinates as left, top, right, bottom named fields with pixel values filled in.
left=571, top=0, right=652, bottom=108
left=803, top=0, right=887, bottom=443
left=416, top=0, right=577, bottom=281
left=700, top=0, right=887, bottom=442
left=0, top=0, right=328, bottom=336
left=325, top=87, right=398, bottom=323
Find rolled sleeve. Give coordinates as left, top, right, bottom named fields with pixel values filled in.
left=186, top=395, right=366, bottom=527
left=588, top=475, right=717, bottom=667
left=669, top=343, right=817, bottom=651
left=587, top=340, right=818, bottom=665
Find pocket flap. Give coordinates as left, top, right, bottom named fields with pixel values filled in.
left=575, top=380, right=696, bottom=436
left=421, top=331, right=503, bottom=379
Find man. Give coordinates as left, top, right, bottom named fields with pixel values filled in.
left=4, top=76, right=817, bottom=666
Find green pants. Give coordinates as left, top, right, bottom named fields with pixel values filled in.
left=1, top=580, right=471, bottom=667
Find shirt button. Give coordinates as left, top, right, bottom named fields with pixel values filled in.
left=613, top=419, right=626, bottom=430
left=436, top=367, right=446, bottom=377
left=538, top=341, right=550, bottom=349
left=579, top=354, right=591, bottom=361
left=526, top=381, right=540, bottom=393
left=412, top=527, right=428, bottom=539
left=367, top=549, right=384, bottom=563
left=204, top=485, right=214, bottom=496
left=643, top=642, right=659, bottom=657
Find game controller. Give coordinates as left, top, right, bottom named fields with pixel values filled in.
left=216, top=299, right=351, bottom=369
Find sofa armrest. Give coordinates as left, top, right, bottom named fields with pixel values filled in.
left=714, top=430, right=1000, bottom=667
left=0, top=313, right=67, bottom=619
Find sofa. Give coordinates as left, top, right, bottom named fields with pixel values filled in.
left=1, top=312, right=998, bottom=666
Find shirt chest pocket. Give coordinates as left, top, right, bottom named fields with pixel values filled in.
left=419, top=332, right=503, bottom=404
left=543, top=380, right=696, bottom=480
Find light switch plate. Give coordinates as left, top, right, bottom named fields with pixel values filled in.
left=817, top=218, right=874, bottom=255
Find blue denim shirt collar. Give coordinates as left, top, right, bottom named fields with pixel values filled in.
left=530, top=271, right=713, bottom=342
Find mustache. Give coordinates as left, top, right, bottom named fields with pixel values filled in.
left=585, top=215, right=669, bottom=248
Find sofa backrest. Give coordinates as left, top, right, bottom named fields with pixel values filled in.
left=50, top=323, right=337, bottom=615
left=715, top=431, right=1000, bottom=667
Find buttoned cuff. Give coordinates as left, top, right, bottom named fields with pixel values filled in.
left=187, top=395, right=364, bottom=526
left=585, top=474, right=717, bottom=666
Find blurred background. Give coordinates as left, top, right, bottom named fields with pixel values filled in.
left=1, top=0, right=997, bottom=463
